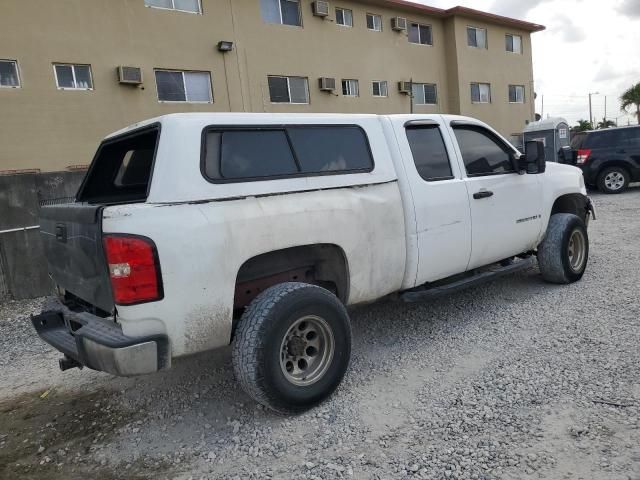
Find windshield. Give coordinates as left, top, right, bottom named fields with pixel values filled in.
left=570, top=132, right=587, bottom=149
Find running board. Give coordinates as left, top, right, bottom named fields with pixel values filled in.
left=400, top=257, right=536, bottom=303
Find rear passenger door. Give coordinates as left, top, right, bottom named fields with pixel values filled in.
left=402, top=120, right=472, bottom=284
left=450, top=124, right=543, bottom=269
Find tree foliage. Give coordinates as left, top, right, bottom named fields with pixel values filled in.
left=620, top=82, right=640, bottom=124
left=574, top=120, right=593, bottom=132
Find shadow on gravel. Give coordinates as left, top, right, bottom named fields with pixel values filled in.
left=0, top=388, right=164, bottom=480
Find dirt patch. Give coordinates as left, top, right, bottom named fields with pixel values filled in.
left=0, top=387, right=170, bottom=480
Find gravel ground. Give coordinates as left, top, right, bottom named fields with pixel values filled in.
left=1, top=189, right=639, bottom=480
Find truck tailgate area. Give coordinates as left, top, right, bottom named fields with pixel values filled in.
left=39, top=203, right=114, bottom=314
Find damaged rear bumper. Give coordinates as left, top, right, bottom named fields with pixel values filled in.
left=31, top=298, right=169, bottom=376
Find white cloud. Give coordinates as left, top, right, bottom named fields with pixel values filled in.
left=618, top=0, right=640, bottom=18
left=412, top=0, right=640, bottom=126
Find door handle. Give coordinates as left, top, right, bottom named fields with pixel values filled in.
left=473, top=190, right=494, bottom=200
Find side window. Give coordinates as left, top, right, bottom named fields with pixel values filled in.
left=287, top=126, right=373, bottom=173
left=406, top=125, right=453, bottom=181
left=453, top=126, right=515, bottom=176
left=206, top=130, right=298, bottom=180
left=203, top=126, right=374, bottom=181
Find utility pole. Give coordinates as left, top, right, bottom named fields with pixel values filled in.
left=541, top=95, right=544, bottom=119
left=589, top=92, right=600, bottom=128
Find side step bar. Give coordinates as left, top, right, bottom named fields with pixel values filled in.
left=400, top=256, right=536, bottom=303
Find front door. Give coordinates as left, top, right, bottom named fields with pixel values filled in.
left=449, top=124, right=543, bottom=270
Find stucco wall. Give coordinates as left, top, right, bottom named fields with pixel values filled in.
left=0, top=0, right=538, bottom=173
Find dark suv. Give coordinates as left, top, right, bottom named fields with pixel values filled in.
left=571, top=125, right=640, bottom=194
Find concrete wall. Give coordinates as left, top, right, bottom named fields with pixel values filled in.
left=0, top=171, right=85, bottom=299
left=0, top=0, right=541, bottom=173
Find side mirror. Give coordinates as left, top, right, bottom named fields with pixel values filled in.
left=523, top=140, right=546, bottom=174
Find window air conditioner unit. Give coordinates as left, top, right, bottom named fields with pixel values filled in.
left=312, top=1, right=330, bottom=17
left=392, top=16, right=407, bottom=31
left=117, top=66, right=143, bottom=85
left=398, top=81, right=412, bottom=94
left=319, top=77, right=336, bottom=91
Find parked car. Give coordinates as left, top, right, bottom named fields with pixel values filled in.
left=571, top=125, right=640, bottom=194
left=31, top=113, right=595, bottom=414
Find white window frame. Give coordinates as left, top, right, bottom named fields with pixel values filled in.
left=336, top=7, right=353, bottom=27
left=506, top=34, right=523, bottom=54
left=53, top=63, right=93, bottom=91
left=342, top=79, right=359, bottom=97
left=408, top=22, right=433, bottom=46
left=372, top=80, right=388, bottom=98
left=471, top=83, right=491, bottom=104
left=155, top=69, right=213, bottom=103
left=0, top=59, right=21, bottom=89
left=264, top=0, right=302, bottom=26
left=366, top=13, right=382, bottom=31
left=412, top=83, right=438, bottom=105
left=268, top=75, right=310, bottom=104
left=509, top=85, right=525, bottom=104
left=467, top=26, right=487, bottom=49
left=144, top=0, right=202, bottom=14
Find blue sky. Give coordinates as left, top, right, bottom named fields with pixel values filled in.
left=415, top=0, right=640, bottom=126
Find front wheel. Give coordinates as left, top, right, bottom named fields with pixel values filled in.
left=232, top=282, right=351, bottom=414
left=537, top=213, right=589, bottom=284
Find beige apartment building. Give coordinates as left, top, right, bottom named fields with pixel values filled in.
left=0, top=0, right=544, bottom=173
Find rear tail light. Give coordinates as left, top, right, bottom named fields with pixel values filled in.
left=576, top=149, right=592, bottom=165
left=103, top=235, right=163, bottom=305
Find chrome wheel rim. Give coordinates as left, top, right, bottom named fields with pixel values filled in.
left=604, top=172, right=625, bottom=191
left=567, top=229, right=587, bottom=273
left=280, top=315, right=335, bottom=386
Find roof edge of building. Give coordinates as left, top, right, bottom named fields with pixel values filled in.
left=373, top=0, right=546, bottom=32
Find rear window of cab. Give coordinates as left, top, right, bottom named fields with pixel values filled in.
left=201, top=125, right=374, bottom=182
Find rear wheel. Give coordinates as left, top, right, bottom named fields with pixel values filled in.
left=537, top=213, right=589, bottom=284
left=597, top=166, right=629, bottom=194
left=232, top=282, right=351, bottom=414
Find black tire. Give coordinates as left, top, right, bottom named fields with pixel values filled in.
left=232, top=282, right=351, bottom=414
left=537, top=213, right=589, bottom=284
left=597, top=166, right=630, bottom=194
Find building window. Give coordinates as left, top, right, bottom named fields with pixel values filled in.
left=467, top=26, right=487, bottom=49
left=506, top=34, right=522, bottom=53
left=261, top=0, right=301, bottom=26
left=509, top=85, right=525, bottom=103
left=144, top=0, right=201, bottom=14
left=471, top=83, right=491, bottom=103
left=155, top=70, right=212, bottom=102
left=408, top=23, right=432, bottom=45
left=268, top=76, right=309, bottom=104
left=372, top=80, right=388, bottom=97
left=54, top=64, right=93, bottom=90
left=0, top=60, right=20, bottom=88
left=336, top=7, right=353, bottom=27
left=342, top=79, right=359, bottom=97
left=412, top=83, right=437, bottom=105
left=366, top=13, right=382, bottom=31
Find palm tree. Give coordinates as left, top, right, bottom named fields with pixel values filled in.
left=597, top=119, right=616, bottom=129
left=620, top=82, right=640, bottom=124
left=574, top=119, right=593, bottom=132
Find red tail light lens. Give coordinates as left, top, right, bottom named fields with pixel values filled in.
left=103, top=235, right=163, bottom=305
left=576, top=149, right=592, bottom=165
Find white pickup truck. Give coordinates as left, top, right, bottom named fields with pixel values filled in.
left=33, top=113, right=595, bottom=413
